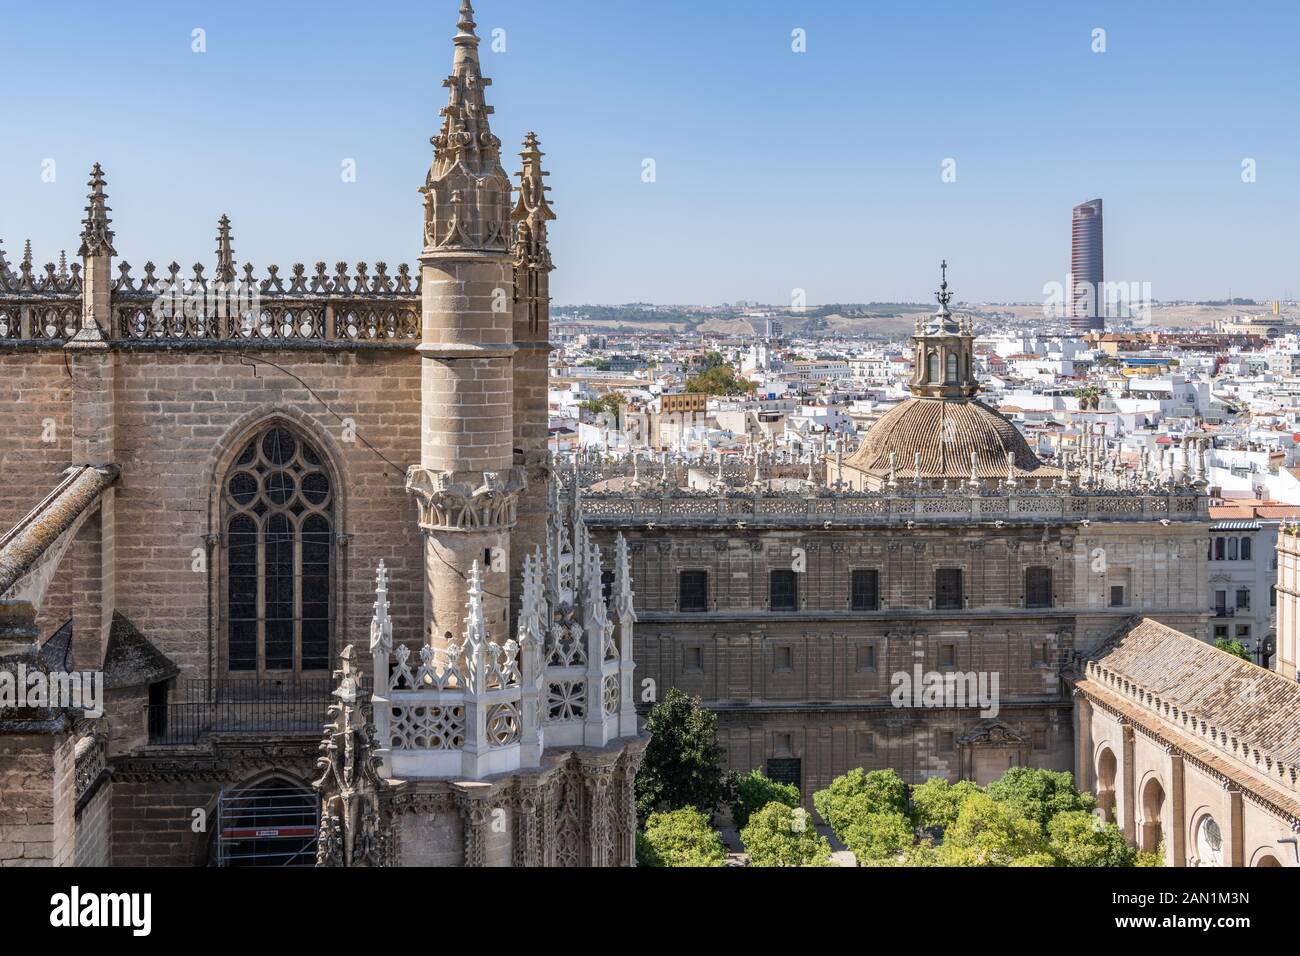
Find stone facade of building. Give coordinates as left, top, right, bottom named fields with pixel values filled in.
left=579, top=272, right=1213, bottom=801
left=1072, top=617, right=1298, bottom=866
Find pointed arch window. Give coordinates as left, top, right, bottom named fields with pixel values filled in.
left=223, top=425, right=334, bottom=677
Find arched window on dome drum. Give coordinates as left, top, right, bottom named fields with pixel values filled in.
left=946, top=353, right=958, bottom=383
left=927, top=353, right=940, bottom=383
left=223, top=425, right=334, bottom=677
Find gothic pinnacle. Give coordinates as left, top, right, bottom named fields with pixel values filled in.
left=215, top=215, right=236, bottom=283
left=457, top=0, right=478, bottom=38
left=78, top=162, right=116, bottom=258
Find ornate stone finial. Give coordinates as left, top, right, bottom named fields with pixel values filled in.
left=513, top=132, right=556, bottom=273
left=78, top=163, right=116, bottom=258
left=464, top=560, right=487, bottom=650
left=457, top=0, right=477, bottom=37
left=0, top=238, right=11, bottom=285
left=1004, top=451, right=1019, bottom=490
left=22, top=239, right=32, bottom=269
left=887, top=451, right=898, bottom=490
left=215, top=214, right=236, bottom=284
left=422, top=0, right=507, bottom=253
left=315, top=644, right=389, bottom=868
left=912, top=452, right=922, bottom=489
left=57, top=250, right=67, bottom=277
left=936, top=259, right=952, bottom=315
left=969, top=450, right=980, bottom=490
left=370, top=561, right=393, bottom=656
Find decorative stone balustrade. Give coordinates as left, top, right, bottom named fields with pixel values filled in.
left=578, top=486, right=1207, bottom=529
left=367, top=491, right=637, bottom=782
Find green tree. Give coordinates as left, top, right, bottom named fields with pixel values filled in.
left=580, top=393, right=626, bottom=417
left=841, top=811, right=915, bottom=865
left=635, top=689, right=726, bottom=818
left=685, top=365, right=753, bottom=396
left=1215, top=638, right=1251, bottom=661
left=730, top=770, right=800, bottom=830
left=813, top=768, right=908, bottom=836
left=936, top=792, right=1047, bottom=867
left=985, top=767, right=1095, bottom=833
left=1047, top=810, right=1136, bottom=867
left=741, top=803, right=834, bottom=867
left=910, top=777, right=982, bottom=832
left=636, top=808, right=727, bottom=868
left=581, top=358, right=612, bottom=372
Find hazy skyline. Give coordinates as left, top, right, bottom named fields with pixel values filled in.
left=1, top=0, right=1296, bottom=306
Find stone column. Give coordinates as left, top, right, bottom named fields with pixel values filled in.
left=509, top=134, right=556, bottom=625
left=65, top=162, right=118, bottom=671
left=1073, top=690, right=1093, bottom=792
left=1222, top=782, right=1244, bottom=867
left=406, top=5, right=521, bottom=653
left=1168, top=749, right=1186, bottom=867
left=1121, top=721, right=1136, bottom=846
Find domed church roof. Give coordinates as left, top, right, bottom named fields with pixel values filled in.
left=840, top=261, right=1058, bottom=484
left=845, top=397, right=1051, bottom=480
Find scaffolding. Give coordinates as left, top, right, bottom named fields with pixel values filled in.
left=215, top=783, right=319, bottom=867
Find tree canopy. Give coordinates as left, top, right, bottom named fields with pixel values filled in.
left=635, top=689, right=726, bottom=819
left=729, top=769, right=800, bottom=830
left=740, top=803, right=834, bottom=868
left=636, top=808, right=727, bottom=868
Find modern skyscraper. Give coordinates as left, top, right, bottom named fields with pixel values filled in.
left=1070, top=198, right=1104, bottom=334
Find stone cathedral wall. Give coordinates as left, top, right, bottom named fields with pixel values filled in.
left=0, top=348, right=427, bottom=680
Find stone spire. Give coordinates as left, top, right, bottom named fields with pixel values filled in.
left=908, top=260, right=978, bottom=400
left=0, top=238, right=12, bottom=285
left=215, top=215, right=236, bottom=283
left=408, top=0, right=522, bottom=649
left=77, top=163, right=116, bottom=258
left=513, top=132, right=556, bottom=274
left=420, top=0, right=509, bottom=253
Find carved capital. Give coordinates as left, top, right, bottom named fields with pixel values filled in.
left=406, top=465, right=525, bottom=532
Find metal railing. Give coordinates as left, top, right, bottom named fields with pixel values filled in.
left=145, top=678, right=350, bottom=746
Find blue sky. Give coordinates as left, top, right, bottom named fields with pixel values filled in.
left=0, top=0, right=1295, bottom=306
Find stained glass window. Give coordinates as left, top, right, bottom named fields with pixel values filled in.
left=223, top=425, right=334, bottom=676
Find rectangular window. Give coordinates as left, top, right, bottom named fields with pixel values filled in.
left=935, top=568, right=963, bottom=610
left=685, top=646, right=703, bottom=673
left=1025, top=567, right=1053, bottom=609
left=937, top=731, right=955, bottom=754
left=858, top=731, right=876, bottom=756
left=1237, top=624, right=1251, bottom=640
left=679, top=570, right=708, bottom=612
left=1236, top=588, right=1250, bottom=610
left=939, top=644, right=956, bottom=669
left=1109, top=585, right=1127, bottom=608
left=1214, top=625, right=1228, bottom=640
left=774, top=646, right=794, bottom=672
left=856, top=644, right=877, bottom=672
left=1272, top=585, right=1277, bottom=607
left=766, top=757, right=801, bottom=791
left=770, top=569, right=799, bottom=611
left=1032, top=729, right=1048, bottom=751
left=1215, top=590, right=1227, bottom=614
left=851, top=569, right=880, bottom=611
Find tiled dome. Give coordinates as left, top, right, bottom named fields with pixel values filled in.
left=846, top=397, right=1053, bottom=480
